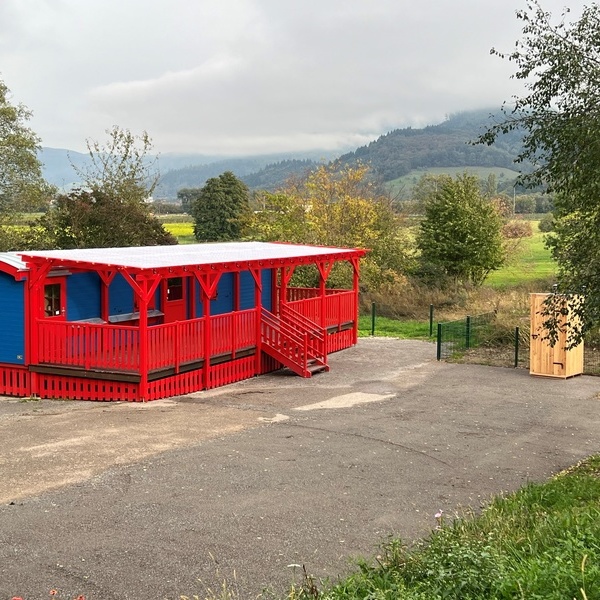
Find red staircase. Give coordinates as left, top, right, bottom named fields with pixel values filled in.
left=260, top=306, right=329, bottom=377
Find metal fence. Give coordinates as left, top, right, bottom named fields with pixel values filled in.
left=436, top=312, right=498, bottom=361
left=436, top=315, right=600, bottom=376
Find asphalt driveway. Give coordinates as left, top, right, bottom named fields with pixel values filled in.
left=1, top=338, right=599, bottom=599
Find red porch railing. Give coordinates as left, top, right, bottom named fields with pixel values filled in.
left=147, top=317, right=205, bottom=371
left=37, top=308, right=259, bottom=375
left=287, top=289, right=355, bottom=329
left=35, top=292, right=353, bottom=377
left=210, top=309, right=256, bottom=356
left=38, top=321, right=141, bottom=371
left=280, top=304, right=326, bottom=364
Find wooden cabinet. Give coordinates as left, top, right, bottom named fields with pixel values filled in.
left=530, top=293, right=584, bottom=378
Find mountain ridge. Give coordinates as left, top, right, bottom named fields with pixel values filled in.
left=39, top=109, right=525, bottom=197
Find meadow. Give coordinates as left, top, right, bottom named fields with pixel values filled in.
left=387, top=166, right=521, bottom=197
left=486, top=224, right=556, bottom=288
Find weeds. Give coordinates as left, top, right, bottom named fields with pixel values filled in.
left=306, top=454, right=600, bottom=599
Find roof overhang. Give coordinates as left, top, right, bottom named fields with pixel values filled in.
left=19, top=241, right=367, bottom=278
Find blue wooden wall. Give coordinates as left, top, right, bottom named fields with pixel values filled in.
left=0, top=273, right=25, bottom=364
left=196, top=268, right=272, bottom=317
left=67, top=273, right=101, bottom=320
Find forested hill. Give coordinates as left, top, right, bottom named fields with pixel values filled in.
left=241, top=159, right=318, bottom=190
left=333, top=109, right=527, bottom=182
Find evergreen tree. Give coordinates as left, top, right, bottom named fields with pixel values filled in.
left=191, top=171, right=250, bottom=242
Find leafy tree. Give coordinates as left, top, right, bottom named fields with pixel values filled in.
left=514, top=195, right=536, bottom=214
left=35, top=127, right=175, bottom=249
left=417, top=174, right=505, bottom=287
left=244, top=163, right=413, bottom=290
left=0, top=78, right=54, bottom=249
left=177, top=187, right=200, bottom=214
left=191, top=171, right=250, bottom=242
left=479, top=1, right=600, bottom=339
left=72, top=126, right=158, bottom=202
left=33, top=188, right=177, bottom=249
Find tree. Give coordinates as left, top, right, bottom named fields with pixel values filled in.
left=479, top=1, right=600, bottom=340
left=35, top=127, right=175, bottom=249
left=177, top=187, right=200, bottom=214
left=72, top=126, right=159, bottom=202
left=417, top=174, right=505, bottom=287
left=33, top=189, right=177, bottom=249
left=0, top=78, right=54, bottom=249
left=244, top=163, right=413, bottom=290
left=191, top=171, right=250, bottom=242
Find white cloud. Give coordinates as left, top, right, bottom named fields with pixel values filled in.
left=0, top=0, right=571, bottom=155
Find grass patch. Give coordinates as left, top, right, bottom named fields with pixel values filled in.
left=294, top=454, right=600, bottom=599
left=358, top=315, right=431, bottom=339
left=486, top=225, right=556, bottom=288
left=387, top=166, right=521, bottom=196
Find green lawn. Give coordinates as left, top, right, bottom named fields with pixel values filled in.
left=358, top=315, right=432, bottom=339
left=486, top=225, right=556, bottom=288
left=387, top=166, right=521, bottom=196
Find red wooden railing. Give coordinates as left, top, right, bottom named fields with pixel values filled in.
left=38, top=321, right=141, bottom=371
left=286, top=287, right=320, bottom=302
left=260, top=308, right=310, bottom=376
left=210, top=309, right=256, bottom=356
left=37, top=309, right=259, bottom=374
left=147, top=318, right=205, bottom=371
left=280, top=304, right=326, bottom=364
left=287, top=289, right=355, bottom=329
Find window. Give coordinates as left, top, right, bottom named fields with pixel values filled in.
left=166, top=277, right=183, bottom=301
left=44, top=283, right=62, bottom=317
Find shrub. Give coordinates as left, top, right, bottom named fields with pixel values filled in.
left=538, top=212, right=554, bottom=232
left=502, top=219, right=533, bottom=239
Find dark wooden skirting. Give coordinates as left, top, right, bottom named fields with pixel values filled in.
left=326, top=321, right=354, bottom=334
left=30, top=364, right=142, bottom=383
left=30, top=346, right=257, bottom=384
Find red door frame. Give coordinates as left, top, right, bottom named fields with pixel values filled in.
left=162, top=276, right=188, bottom=323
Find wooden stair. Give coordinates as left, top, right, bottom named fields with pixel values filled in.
left=260, top=307, right=329, bottom=377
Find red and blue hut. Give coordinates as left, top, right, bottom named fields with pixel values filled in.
left=0, top=241, right=365, bottom=401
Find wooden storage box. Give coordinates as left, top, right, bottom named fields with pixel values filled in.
left=530, top=293, right=584, bottom=378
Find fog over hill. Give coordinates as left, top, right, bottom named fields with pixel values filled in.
left=39, top=109, right=526, bottom=197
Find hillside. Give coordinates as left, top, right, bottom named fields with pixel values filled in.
left=38, top=109, right=527, bottom=197
left=334, top=109, right=528, bottom=182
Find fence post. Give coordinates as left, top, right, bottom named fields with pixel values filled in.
left=429, top=304, right=434, bottom=337
left=371, top=302, right=376, bottom=336
left=465, top=316, right=471, bottom=349
left=514, top=326, right=520, bottom=368
left=436, top=323, right=442, bottom=360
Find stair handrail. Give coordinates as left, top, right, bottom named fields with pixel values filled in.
left=280, top=304, right=326, bottom=362
left=261, top=307, right=310, bottom=375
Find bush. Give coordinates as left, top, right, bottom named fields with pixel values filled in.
left=502, top=219, right=533, bottom=239
left=538, top=212, right=554, bottom=232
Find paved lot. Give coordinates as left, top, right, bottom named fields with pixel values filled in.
left=1, top=338, right=599, bottom=599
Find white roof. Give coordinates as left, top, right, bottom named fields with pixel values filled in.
left=18, top=242, right=361, bottom=271
left=0, top=252, right=28, bottom=271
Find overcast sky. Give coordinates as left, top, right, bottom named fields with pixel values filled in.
left=0, top=0, right=571, bottom=156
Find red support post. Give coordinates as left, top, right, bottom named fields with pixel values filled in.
left=138, top=279, right=150, bottom=401
left=351, top=258, right=361, bottom=345
left=248, top=267, right=263, bottom=375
